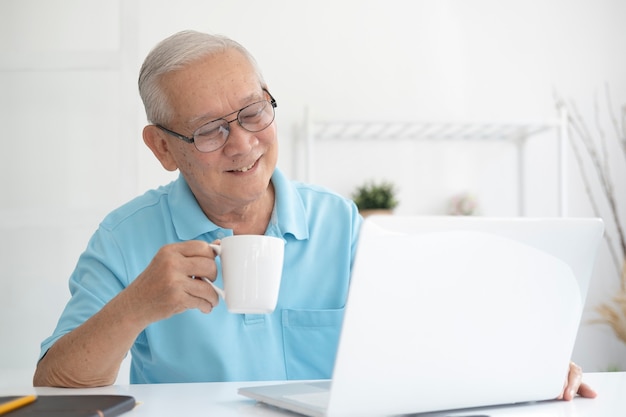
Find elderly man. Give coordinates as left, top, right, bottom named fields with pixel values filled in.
left=33, top=31, right=594, bottom=401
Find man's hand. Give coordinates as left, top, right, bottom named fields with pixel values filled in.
left=558, top=362, right=597, bottom=401
left=124, top=240, right=221, bottom=325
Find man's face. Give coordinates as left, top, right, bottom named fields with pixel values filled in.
left=151, top=49, right=278, bottom=213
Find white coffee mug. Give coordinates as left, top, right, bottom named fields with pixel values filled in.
left=203, top=235, right=284, bottom=314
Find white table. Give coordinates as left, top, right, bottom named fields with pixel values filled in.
left=1, top=372, right=624, bottom=416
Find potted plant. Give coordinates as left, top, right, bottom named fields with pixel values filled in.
left=351, top=180, right=398, bottom=217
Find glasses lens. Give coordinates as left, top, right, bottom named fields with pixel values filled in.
left=193, top=121, right=229, bottom=152
left=238, top=101, right=275, bottom=132
left=190, top=98, right=275, bottom=152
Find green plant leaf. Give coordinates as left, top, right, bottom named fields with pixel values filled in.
left=351, top=180, right=398, bottom=210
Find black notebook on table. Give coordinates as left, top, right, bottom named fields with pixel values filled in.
left=0, top=395, right=136, bottom=417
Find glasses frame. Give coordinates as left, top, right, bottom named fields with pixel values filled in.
left=155, top=88, right=277, bottom=153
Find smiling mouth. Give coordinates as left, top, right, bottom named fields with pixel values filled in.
left=230, top=159, right=257, bottom=173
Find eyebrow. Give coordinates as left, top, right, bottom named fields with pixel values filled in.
left=186, top=91, right=264, bottom=127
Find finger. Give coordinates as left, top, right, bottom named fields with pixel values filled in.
left=563, top=362, right=583, bottom=401
left=577, top=382, right=598, bottom=399
left=178, top=240, right=218, bottom=259
left=188, top=292, right=215, bottom=314
left=149, top=242, right=217, bottom=281
left=174, top=241, right=218, bottom=280
left=187, top=277, right=220, bottom=312
left=187, top=254, right=218, bottom=281
left=194, top=296, right=215, bottom=314
left=190, top=275, right=222, bottom=298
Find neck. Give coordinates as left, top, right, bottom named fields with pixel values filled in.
left=204, top=182, right=275, bottom=235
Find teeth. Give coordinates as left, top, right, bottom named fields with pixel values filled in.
left=236, top=162, right=255, bottom=172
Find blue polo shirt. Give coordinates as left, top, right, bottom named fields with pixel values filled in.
left=40, top=168, right=362, bottom=383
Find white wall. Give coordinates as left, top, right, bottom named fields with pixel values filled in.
left=1, top=0, right=625, bottom=386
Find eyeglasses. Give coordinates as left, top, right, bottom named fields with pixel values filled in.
left=156, top=89, right=277, bottom=153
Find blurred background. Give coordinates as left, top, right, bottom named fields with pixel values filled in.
left=1, top=0, right=625, bottom=385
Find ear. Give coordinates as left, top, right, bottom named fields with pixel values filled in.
left=143, top=125, right=179, bottom=171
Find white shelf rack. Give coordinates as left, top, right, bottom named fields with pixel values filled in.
left=303, top=108, right=569, bottom=216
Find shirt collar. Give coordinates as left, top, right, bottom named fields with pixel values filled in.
left=169, top=175, right=220, bottom=241
left=270, top=168, right=309, bottom=240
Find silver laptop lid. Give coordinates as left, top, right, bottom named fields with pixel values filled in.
left=326, top=216, right=604, bottom=416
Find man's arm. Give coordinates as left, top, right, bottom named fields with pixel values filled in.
left=33, top=290, right=144, bottom=387
left=33, top=241, right=220, bottom=387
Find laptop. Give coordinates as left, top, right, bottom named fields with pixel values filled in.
left=239, top=215, right=604, bottom=417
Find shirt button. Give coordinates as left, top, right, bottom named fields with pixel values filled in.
left=216, top=231, right=226, bottom=239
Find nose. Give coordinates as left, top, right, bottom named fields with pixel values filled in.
left=221, top=121, right=256, bottom=157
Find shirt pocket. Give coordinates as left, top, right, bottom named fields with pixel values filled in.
left=281, top=308, right=344, bottom=380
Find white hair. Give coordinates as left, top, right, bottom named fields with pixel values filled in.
left=138, top=30, right=266, bottom=125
